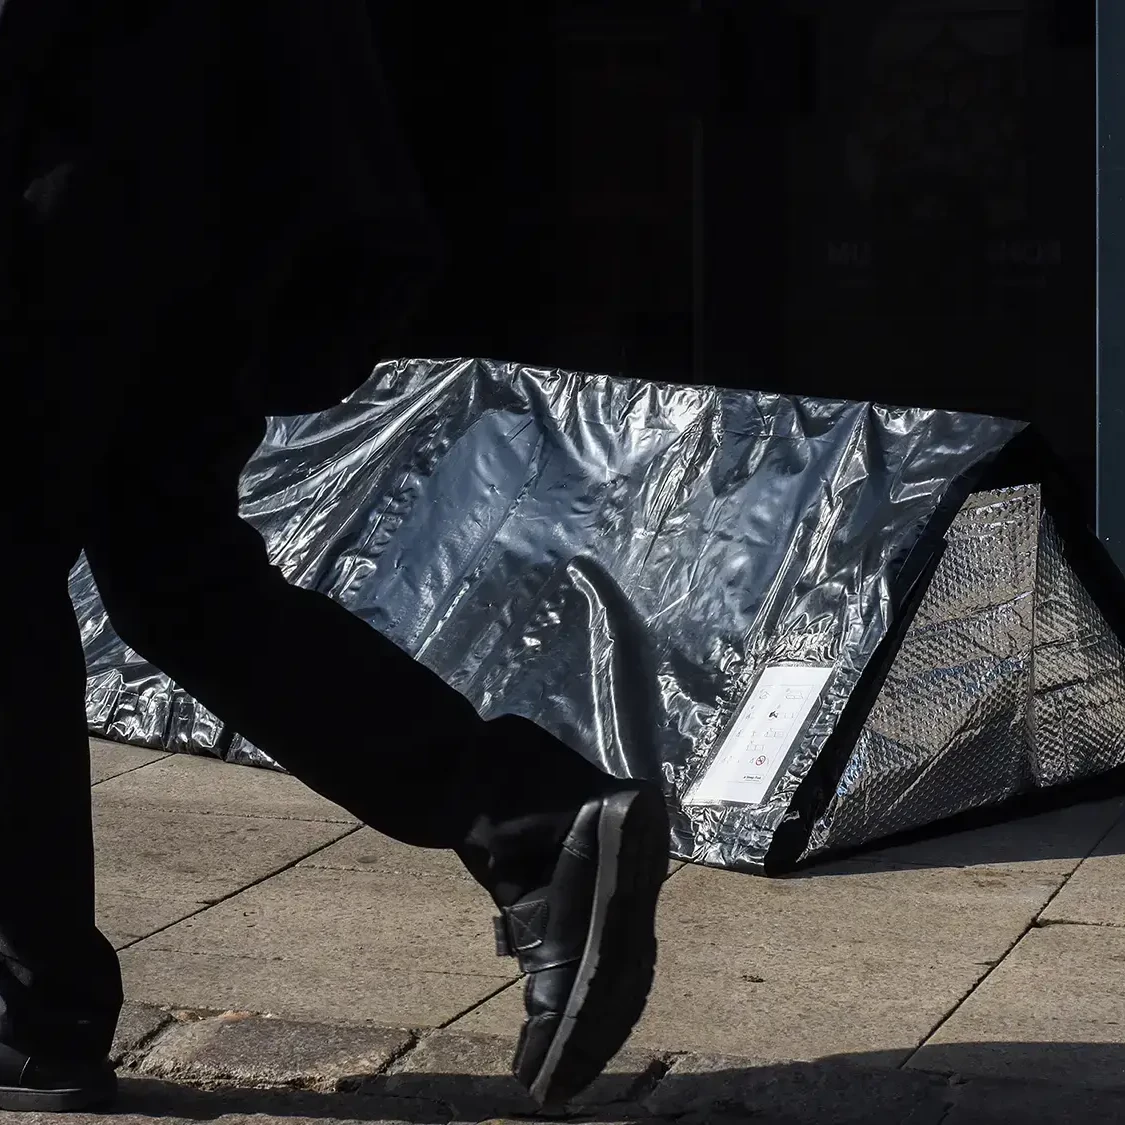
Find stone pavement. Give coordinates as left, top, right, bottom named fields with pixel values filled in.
left=5, top=738, right=1124, bottom=1123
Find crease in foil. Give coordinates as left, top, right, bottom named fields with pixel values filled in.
left=69, top=358, right=1125, bottom=872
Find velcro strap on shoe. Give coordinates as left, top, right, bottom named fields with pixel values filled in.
left=495, top=898, right=549, bottom=963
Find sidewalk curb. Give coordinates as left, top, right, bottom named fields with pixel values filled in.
left=109, top=1003, right=1125, bottom=1124
left=117, top=1005, right=668, bottom=1118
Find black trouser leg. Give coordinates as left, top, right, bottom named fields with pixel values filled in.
left=0, top=307, right=130, bottom=1062
left=0, top=550, right=123, bottom=1062
left=85, top=401, right=606, bottom=854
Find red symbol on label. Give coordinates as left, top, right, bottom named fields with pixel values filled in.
left=754, top=755, right=768, bottom=767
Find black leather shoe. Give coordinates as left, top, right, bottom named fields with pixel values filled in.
left=0, top=1042, right=117, bottom=1113
left=493, top=781, right=669, bottom=1109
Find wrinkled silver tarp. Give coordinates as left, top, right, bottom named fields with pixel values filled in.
left=72, top=358, right=1125, bottom=871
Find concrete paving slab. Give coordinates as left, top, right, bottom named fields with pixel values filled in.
left=90, top=738, right=167, bottom=785
left=701, top=859, right=1061, bottom=962
left=120, top=865, right=517, bottom=1027
left=1039, top=817, right=1125, bottom=928
left=93, top=750, right=357, bottom=823
left=848, top=797, right=1125, bottom=877
left=453, top=945, right=979, bottom=1067
left=138, top=866, right=505, bottom=975
left=908, top=924, right=1125, bottom=1089
left=298, top=828, right=472, bottom=882
left=453, top=859, right=1064, bottom=1060
left=138, top=1012, right=413, bottom=1090
left=93, top=796, right=353, bottom=902
left=632, top=955, right=970, bottom=1064
left=643, top=1052, right=952, bottom=1125
left=118, top=944, right=516, bottom=1037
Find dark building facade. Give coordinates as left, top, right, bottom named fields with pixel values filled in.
left=378, top=1, right=1100, bottom=518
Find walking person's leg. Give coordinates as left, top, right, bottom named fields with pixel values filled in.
left=0, top=544, right=123, bottom=1113
left=83, top=377, right=669, bottom=1108
left=0, top=318, right=127, bottom=1111
left=0, top=2, right=128, bottom=1101
left=1, top=0, right=668, bottom=1107
left=0, top=0, right=223, bottom=1102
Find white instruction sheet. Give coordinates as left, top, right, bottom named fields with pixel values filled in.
left=685, top=665, right=834, bottom=807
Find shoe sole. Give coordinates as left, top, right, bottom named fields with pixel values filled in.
left=527, top=784, right=668, bottom=1108
left=0, top=1071, right=117, bottom=1113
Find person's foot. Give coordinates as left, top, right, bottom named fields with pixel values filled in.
left=491, top=780, right=669, bottom=1108
left=0, top=1042, right=117, bottom=1113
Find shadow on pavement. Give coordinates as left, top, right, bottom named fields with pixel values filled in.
left=102, top=1042, right=1125, bottom=1123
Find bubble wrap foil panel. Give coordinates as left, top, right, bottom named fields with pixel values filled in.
left=801, top=486, right=1125, bottom=864
left=70, top=358, right=1026, bottom=868
left=801, top=487, right=1040, bottom=860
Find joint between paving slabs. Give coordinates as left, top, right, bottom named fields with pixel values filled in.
left=437, top=977, right=525, bottom=1031
left=112, top=823, right=366, bottom=955
left=899, top=807, right=1125, bottom=1072
left=114, top=1011, right=178, bottom=1070
left=374, top=1029, right=423, bottom=1078
left=91, top=752, right=172, bottom=788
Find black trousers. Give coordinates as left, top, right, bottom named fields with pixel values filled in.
left=0, top=0, right=612, bottom=1062
left=0, top=318, right=604, bottom=1062
left=0, top=0, right=609, bottom=1064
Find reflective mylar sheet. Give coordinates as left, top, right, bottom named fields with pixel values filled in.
left=73, top=359, right=1124, bottom=870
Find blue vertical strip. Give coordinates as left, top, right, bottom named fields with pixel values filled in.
left=1098, top=0, right=1125, bottom=570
